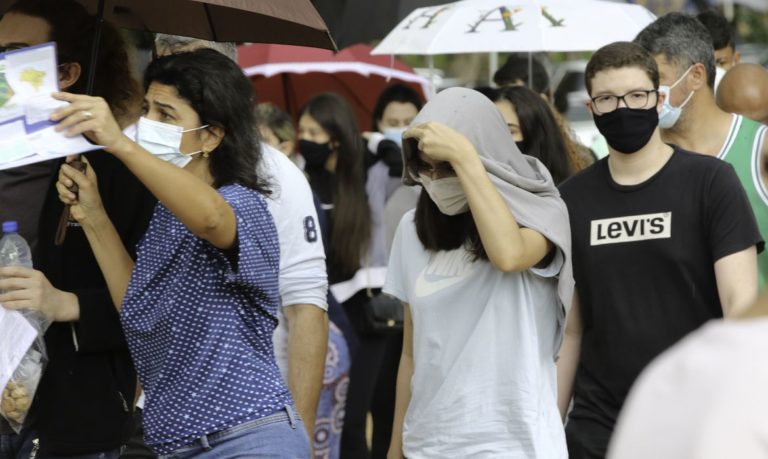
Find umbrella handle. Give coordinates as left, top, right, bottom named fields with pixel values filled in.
left=54, top=159, right=88, bottom=246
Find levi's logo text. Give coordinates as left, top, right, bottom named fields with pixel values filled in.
left=590, top=212, right=671, bottom=246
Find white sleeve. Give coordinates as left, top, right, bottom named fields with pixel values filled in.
left=382, top=210, right=412, bottom=303
left=529, top=247, right=564, bottom=279
left=261, top=144, right=329, bottom=310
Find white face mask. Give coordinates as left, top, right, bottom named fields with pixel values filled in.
left=136, top=117, right=209, bottom=168
left=382, top=127, right=407, bottom=147
left=419, top=174, right=469, bottom=215
left=658, top=66, right=695, bottom=129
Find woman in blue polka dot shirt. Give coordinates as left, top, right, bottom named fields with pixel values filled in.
left=51, top=49, right=311, bottom=457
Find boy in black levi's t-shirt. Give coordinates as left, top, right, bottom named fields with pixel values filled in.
left=556, top=42, right=762, bottom=459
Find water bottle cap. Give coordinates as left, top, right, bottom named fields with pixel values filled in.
left=2, top=221, right=18, bottom=233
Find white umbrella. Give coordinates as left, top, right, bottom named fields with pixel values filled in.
left=371, top=0, right=657, bottom=55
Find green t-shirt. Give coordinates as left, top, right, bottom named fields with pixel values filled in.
left=719, top=115, right=768, bottom=290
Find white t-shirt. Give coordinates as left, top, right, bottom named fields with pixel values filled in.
left=608, top=317, right=768, bottom=459
left=383, top=210, right=567, bottom=459
left=260, top=143, right=328, bottom=376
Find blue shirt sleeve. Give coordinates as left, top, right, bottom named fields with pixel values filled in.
left=211, top=186, right=280, bottom=292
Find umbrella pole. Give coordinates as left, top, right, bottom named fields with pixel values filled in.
left=282, top=73, right=292, bottom=116
left=489, top=52, right=498, bottom=86
left=428, top=54, right=436, bottom=96
left=85, top=0, right=106, bottom=96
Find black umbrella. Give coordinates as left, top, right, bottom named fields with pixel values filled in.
left=0, top=0, right=336, bottom=243
left=0, top=0, right=338, bottom=93
left=313, top=0, right=446, bottom=48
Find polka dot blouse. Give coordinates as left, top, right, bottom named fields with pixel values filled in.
left=120, top=184, right=290, bottom=454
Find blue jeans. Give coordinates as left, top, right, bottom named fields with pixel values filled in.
left=0, top=430, right=121, bottom=459
left=158, top=406, right=310, bottom=459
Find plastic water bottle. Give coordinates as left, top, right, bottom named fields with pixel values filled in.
left=0, top=221, right=33, bottom=269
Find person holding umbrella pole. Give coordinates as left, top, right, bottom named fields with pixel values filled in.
left=0, top=1, right=156, bottom=457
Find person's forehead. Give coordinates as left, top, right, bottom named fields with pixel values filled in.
left=383, top=101, right=418, bottom=118
left=590, top=67, right=653, bottom=94
left=145, top=82, right=194, bottom=113
left=714, top=47, right=734, bottom=59
left=299, top=113, right=321, bottom=129
left=0, top=12, right=51, bottom=47
left=654, top=54, right=687, bottom=78
left=715, top=45, right=735, bottom=54
left=147, top=81, right=180, bottom=99
left=494, top=99, right=519, bottom=122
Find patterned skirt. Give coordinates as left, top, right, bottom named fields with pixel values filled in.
left=313, top=321, right=351, bottom=459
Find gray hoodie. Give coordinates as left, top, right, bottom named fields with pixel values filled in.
left=402, top=87, right=574, bottom=342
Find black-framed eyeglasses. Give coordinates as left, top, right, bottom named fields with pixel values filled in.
left=591, top=89, right=658, bottom=115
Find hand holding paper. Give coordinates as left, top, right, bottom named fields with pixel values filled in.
left=0, top=42, right=99, bottom=171
left=51, top=92, right=129, bottom=153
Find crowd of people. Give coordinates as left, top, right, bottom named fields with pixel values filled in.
left=0, top=0, right=766, bottom=458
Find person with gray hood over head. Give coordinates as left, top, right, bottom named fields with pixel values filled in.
left=383, top=87, right=573, bottom=458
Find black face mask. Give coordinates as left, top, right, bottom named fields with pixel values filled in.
left=593, top=106, right=659, bottom=154
left=299, top=139, right=333, bottom=171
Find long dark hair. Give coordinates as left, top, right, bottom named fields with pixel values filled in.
left=492, top=86, right=574, bottom=184
left=301, top=93, right=371, bottom=277
left=144, top=49, right=268, bottom=194
left=414, top=191, right=488, bottom=261
left=10, top=0, right=142, bottom=125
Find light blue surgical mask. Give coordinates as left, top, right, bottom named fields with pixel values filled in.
left=382, top=127, right=407, bottom=147
left=658, top=66, right=695, bottom=129
left=136, top=117, right=209, bottom=168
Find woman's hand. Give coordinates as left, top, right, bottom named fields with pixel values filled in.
left=56, top=157, right=106, bottom=227
left=404, top=122, right=478, bottom=166
left=50, top=92, right=130, bottom=153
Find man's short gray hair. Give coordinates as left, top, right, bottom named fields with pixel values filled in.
left=634, top=12, right=716, bottom=89
left=154, top=34, right=237, bottom=62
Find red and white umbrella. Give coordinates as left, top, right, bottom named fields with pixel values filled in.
left=238, top=43, right=430, bottom=130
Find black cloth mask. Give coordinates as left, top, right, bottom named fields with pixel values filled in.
left=593, top=106, right=659, bottom=154
left=299, top=139, right=333, bottom=170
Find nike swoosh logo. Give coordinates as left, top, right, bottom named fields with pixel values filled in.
left=413, top=270, right=466, bottom=298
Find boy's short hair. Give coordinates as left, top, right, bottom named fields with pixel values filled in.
left=493, top=53, right=550, bottom=96
left=585, top=42, right=660, bottom=95
left=697, top=10, right=735, bottom=51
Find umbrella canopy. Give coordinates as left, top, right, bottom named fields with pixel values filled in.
left=239, top=43, right=430, bottom=130
left=372, top=0, right=657, bottom=55
left=313, top=0, right=447, bottom=48
left=0, top=0, right=336, bottom=50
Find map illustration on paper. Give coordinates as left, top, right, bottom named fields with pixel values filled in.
left=0, top=42, right=94, bottom=171
left=0, top=67, right=15, bottom=108
left=20, top=68, right=45, bottom=91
